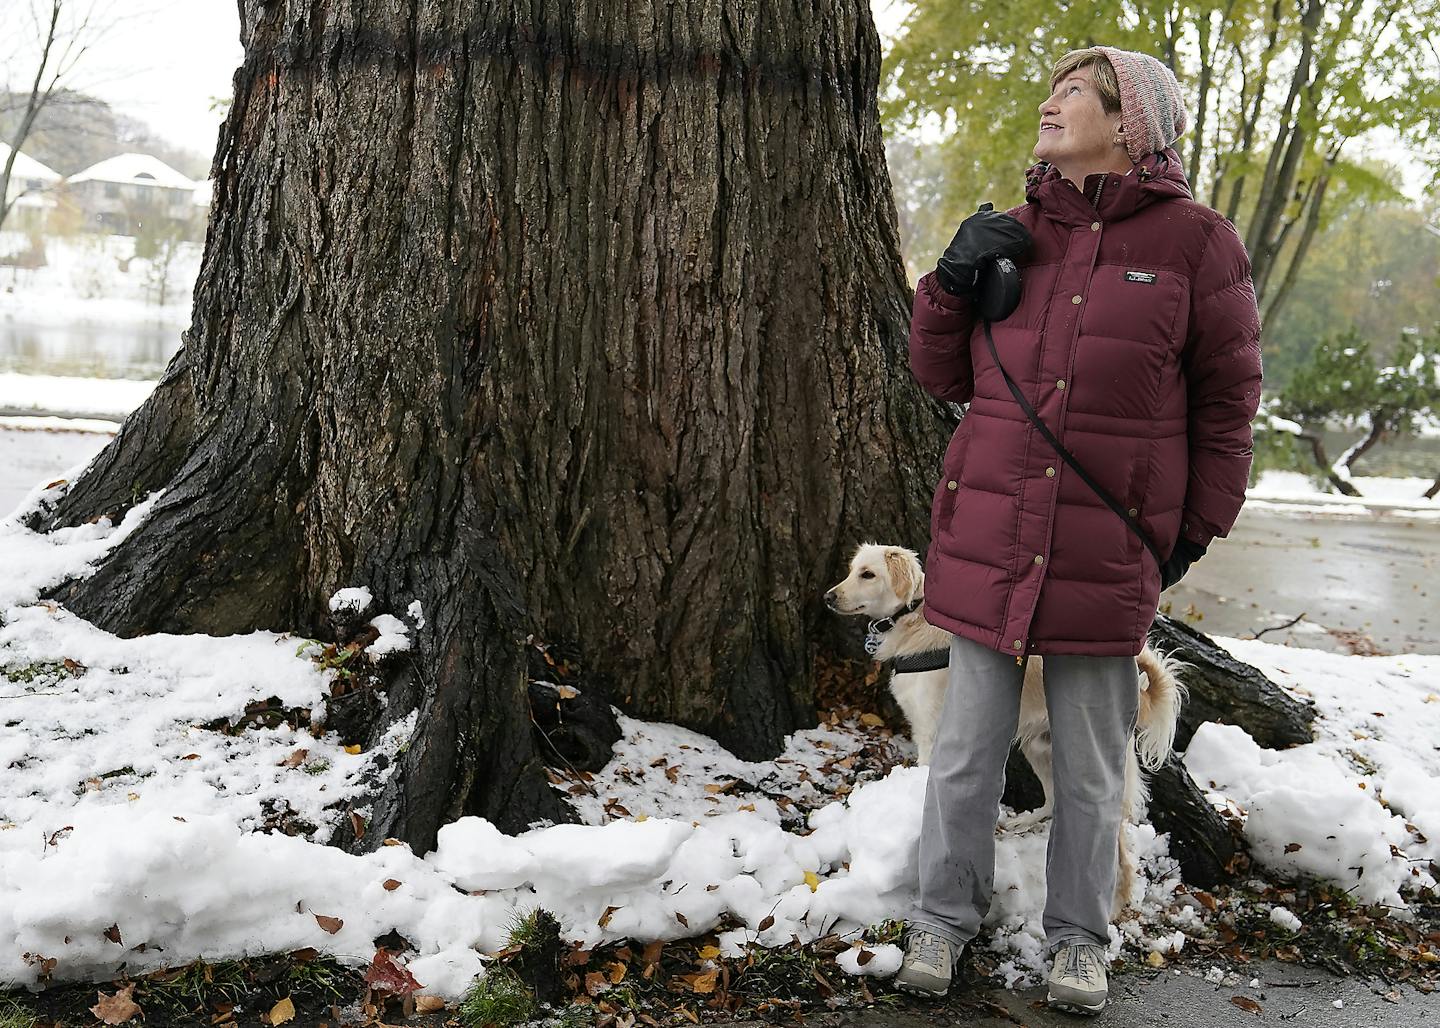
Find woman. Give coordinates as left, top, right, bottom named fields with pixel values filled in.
left=895, top=46, right=1262, bottom=1016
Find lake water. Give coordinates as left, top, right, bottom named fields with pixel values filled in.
left=0, top=318, right=182, bottom=380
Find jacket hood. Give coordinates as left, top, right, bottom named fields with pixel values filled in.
left=1023, top=146, right=1192, bottom=226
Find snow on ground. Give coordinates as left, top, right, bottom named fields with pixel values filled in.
left=0, top=373, right=155, bottom=419
left=0, top=464, right=1438, bottom=1001
left=1248, top=470, right=1439, bottom=518
left=0, top=231, right=199, bottom=329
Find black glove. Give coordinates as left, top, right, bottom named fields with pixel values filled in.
left=934, top=202, right=1033, bottom=298
left=1160, top=537, right=1208, bottom=591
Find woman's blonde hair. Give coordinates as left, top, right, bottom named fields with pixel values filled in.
left=1048, top=49, right=1122, bottom=115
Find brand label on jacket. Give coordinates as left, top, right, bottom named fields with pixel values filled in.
left=1124, top=270, right=1158, bottom=284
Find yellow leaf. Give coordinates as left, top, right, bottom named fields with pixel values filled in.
left=344, top=744, right=362, bottom=755
left=804, top=870, right=820, bottom=892
left=635, top=814, right=648, bottom=822
left=1146, top=951, right=1166, bottom=967
left=859, top=713, right=884, bottom=727
left=697, top=945, right=721, bottom=960
left=690, top=969, right=719, bottom=994
left=414, top=995, right=446, bottom=1013
left=268, top=995, right=296, bottom=1025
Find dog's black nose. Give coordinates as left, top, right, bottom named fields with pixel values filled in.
left=823, top=589, right=837, bottom=605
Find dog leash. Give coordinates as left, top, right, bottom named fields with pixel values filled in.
left=982, top=319, right=1165, bottom=570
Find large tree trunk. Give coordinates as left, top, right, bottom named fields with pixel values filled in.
left=33, top=0, right=949, bottom=850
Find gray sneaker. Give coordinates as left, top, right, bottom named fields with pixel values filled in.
left=1047, top=942, right=1108, bottom=1015
left=893, top=927, right=962, bottom=997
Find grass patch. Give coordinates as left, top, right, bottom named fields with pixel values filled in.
left=0, top=992, right=34, bottom=1028
left=458, top=966, right=536, bottom=1027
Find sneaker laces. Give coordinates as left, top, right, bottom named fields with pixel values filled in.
left=908, top=930, right=947, bottom=970
left=1061, top=943, right=1102, bottom=983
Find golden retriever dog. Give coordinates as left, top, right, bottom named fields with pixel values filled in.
left=825, top=542, right=1188, bottom=916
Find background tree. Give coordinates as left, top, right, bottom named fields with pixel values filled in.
left=881, top=0, right=1440, bottom=367
left=28, top=0, right=952, bottom=851
left=1270, top=325, right=1440, bottom=494
left=0, top=0, right=113, bottom=231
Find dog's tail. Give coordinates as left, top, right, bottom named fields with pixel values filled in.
left=1134, top=645, right=1189, bottom=772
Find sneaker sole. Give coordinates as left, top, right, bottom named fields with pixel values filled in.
left=1047, top=993, right=1106, bottom=1016
left=895, top=978, right=950, bottom=999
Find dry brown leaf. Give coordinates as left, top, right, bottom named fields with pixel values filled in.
left=859, top=713, right=884, bottom=727
left=91, top=984, right=142, bottom=1025
left=382, top=879, right=401, bottom=891
left=1284, top=842, right=1302, bottom=853
left=757, top=914, right=775, bottom=932
left=674, top=912, right=689, bottom=928
left=606, top=961, right=627, bottom=984
left=414, top=995, right=446, bottom=1013
left=103, top=924, right=122, bottom=944
left=268, top=995, right=296, bottom=1025
left=585, top=970, right=610, bottom=996
left=280, top=749, right=308, bottom=768
left=350, top=811, right=366, bottom=839
left=1229, top=995, right=1263, bottom=1015
left=689, top=969, right=718, bottom=994
left=557, top=685, right=579, bottom=699
left=314, top=914, right=343, bottom=935
left=856, top=947, right=874, bottom=966
left=598, top=905, right=621, bottom=929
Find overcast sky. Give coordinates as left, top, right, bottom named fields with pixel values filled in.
left=7, top=0, right=1422, bottom=202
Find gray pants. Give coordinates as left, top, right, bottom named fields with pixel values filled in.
left=907, top=633, right=1139, bottom=960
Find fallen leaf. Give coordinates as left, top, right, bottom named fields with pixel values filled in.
left=859, top=713, right=884, bottom=727
left=674, top=912, right=689, bottom=928
left=103, top=924, right=122, bottom=944
left=703, top=781, right=737, bottom=795
left=856, top=947, right=874, bottom=966
left=757, top=914, right=775, bottom=932
left=382, top=879, right=401, bottom=891
left=598, top=905, right=621, bottom=929
left=689, top=969, right=718, bottom=994
left=350, top=811, right=366, bottom=839
left=606, top=961, right=627, bottom=984
left=314, top=914, right=343, bottom=935
left=182, top=753, right=201, bottom=760
left=414, top=995, right=446, bottom=1013
left=585, top=970, right=609, bottom=996
left=1229, top=995, right=1263, bottom=1015
left=344, top=744, right=362, bottom=755
left=364, top=948, right=421, bottom=996
left=696, top=945, right=721, bottom=960
left=268, top=995, right=295, bottom=1025
left=1284, top=842, right=1303, bottom=853
left=556, top=685, right=579, bottom=699
left=91, top=985, right=142, bottom=1025
left=804, top=870, right=820, bottom=892
left=1146, top=951, right=1166, bottom=967
left=280, top=749, right=308, bottom=768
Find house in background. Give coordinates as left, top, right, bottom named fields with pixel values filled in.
left=65, top=153, right=196, bottom=236
left=0, top=142, right=63, bottom=232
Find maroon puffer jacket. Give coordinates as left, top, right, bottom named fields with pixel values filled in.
left=909, top=147, right=1262, bottom=658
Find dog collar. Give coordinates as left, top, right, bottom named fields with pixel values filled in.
left=863, top=596, right=926, bottom=655
left=891, top=649, right=950, bottom=673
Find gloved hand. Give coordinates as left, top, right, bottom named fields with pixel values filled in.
left=934, top=202, right=1033, bottom=298
left=1160, top=537, right=1208, bottom=591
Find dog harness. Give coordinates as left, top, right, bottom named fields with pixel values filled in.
left=864, top=597, right=951, bottom=672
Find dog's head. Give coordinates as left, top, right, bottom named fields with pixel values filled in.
left=824, top=543, right=923, bottom=618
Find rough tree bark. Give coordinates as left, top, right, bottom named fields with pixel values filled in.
left=32, top=0, right=950, bottom=850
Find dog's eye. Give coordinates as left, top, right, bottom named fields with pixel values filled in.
left=859, top=571, right=875, bottom=579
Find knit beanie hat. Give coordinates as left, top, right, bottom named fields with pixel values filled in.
left=1092, top=46, right=1187, bottom=163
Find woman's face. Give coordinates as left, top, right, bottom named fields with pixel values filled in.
left=1033, top=66, right=1124, bottom=169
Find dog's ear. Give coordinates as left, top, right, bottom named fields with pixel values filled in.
left=884, top=548, right=919, bottom=603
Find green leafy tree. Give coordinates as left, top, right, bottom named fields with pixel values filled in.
left=1271, top=326, right=1440, bottom=495
left=881, top=0, right=1440, bottom=339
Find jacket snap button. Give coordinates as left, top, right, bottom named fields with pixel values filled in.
left=1071, top=294, right=1082, bottom=304
left=1128, top=507, right=1138, bottom=517
left=1056, top=379, right=1066, bottom=390
left=1045, top=467, right=1055, bottom=477
left=1013, top=640, right=1023, bottom=650
left=947, top=480, right=958, bottom=490
left=1033, top=554, right=1045, bottom=565
left=1090, top=221, right=1100, bottom=231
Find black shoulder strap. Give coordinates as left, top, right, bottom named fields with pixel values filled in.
left=982, top=320, right=1166, bottom=570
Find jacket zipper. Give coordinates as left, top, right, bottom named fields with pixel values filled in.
left=1091, top=175, right=1105, bottom=212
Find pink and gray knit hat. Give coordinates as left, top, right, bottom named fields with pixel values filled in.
left=1092, top=46, right=1188, bottom=163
